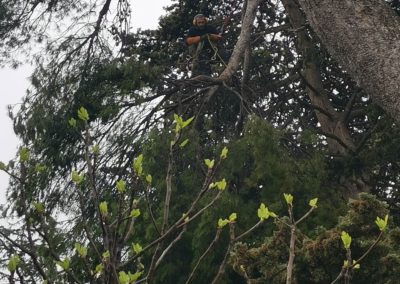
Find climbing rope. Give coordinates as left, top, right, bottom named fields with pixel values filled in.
left=207, top=34, right=228, bottom=67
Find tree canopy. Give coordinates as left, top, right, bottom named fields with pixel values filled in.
left=1, top=0, right=400, bottom=283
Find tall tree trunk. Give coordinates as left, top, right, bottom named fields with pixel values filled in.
left=296, top=0, right=400, bottom=123
left=282, top=0, right=372, bottom=196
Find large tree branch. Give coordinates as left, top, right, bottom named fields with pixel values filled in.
left=219, top=0, right=261, bottom=81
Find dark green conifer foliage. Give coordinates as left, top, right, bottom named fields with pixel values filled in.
left=1, top=0, right=400, bottom=283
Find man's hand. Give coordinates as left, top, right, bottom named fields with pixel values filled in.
left=209, top=34, right=222, bottom=42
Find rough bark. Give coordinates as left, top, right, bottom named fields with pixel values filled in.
left=282, top=0, right=373, bottom=196
left=296, top=0, right=400, bottom=123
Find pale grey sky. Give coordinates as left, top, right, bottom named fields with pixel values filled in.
left=0, top=0, right=171, bottom=204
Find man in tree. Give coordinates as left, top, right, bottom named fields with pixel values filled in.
left=186, top=14, right=222, bottom=76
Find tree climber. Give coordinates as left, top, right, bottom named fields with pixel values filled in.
left=185, top=14, right=222, bottom=77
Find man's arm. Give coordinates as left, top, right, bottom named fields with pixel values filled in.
left=185, top=26, right=222, bottom=45
left=208, top=34, right=222, bottom=42
left=207, top=26, right=222, bottom=42
left=186, top=36, right=201, bottom=45
left=186, top=33, right=221, bottom=44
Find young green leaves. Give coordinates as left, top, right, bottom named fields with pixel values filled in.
left=146, top=174, right=152, bottom=184
left=133, top=154, right=143, bottom=176
left=99, top=201, right=108, bottom=217
left=77, top=107, right=89, bottom=121
left=131, top=243, right=142, bottom=254
left=180, top=139, right=189, bottom=148
left=229, top=213, right=237, bottom=222
left=32, top=202, right=45, bottom=214
left=74, top=243, right=88, bottom=258
left=118, top=271, right=142, bottom=284
left=204, top=159, right=215, bottom=169
left=130, top=209, right=141, bottom=218
left=284, top=193, right=293, bottom=206
left=19, top=148, right=29, bottom=162
left=116, top=180, right=126, bottom=194
left=220, top=146, right=228, bottom=159
left=309, top=198, right=318, bottom=208
left=217, top=218, right=229, bottom=228
left=0, top=161, right=6, bottom=171
left=257, top=203, right=277, bottom=221
left=209, top=178, right=227, bottom=191
left=71, top=170, right=84, bottom=185
left=375, top=215, right=389, bottom=231
left=341, top=231, right=352, bottom=249
left=56, top=258, right=70, bottom=271
left=68, top=117, right=77, bottom=128
left=173, top=114, right=194, bottom=133
left=218, top=213, right=237, bottom=228
left=7, top=255, right=20, bottom=272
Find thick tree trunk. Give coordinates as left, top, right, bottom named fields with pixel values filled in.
left=296, top=0, right=400, bottom=123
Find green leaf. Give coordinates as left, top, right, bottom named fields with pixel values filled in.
left=180, top=139, right=189, bottom=148
left=131, top=243, right=142, bottom=254
left=130, top=209, right=141, bottom=218
left=173, top=113, right=183, bottom=132
left=375, top=215, right=389, bottom=231
left=95, top=263, right=104, bottom=275
left=215, top=179, right=227, bottom=191
left=173, top=113, right=183, bottom=125
left=204, top=159, right=215, bottom=169
left=99, top=202, right=108, bottom=217
left=182, top=116, right=194, bottom=128
left=71, top=170, right=84, bottom=185
left=129, top=271, right=142, bottom=281
left=33, top=202, right=45, bottom=214
left=133, top=154, right=143, bottom=176
left=116, top=180, right=126, bottom=193
left=35, top=164, right=46, bottom=172
left=229, top=213, right=237, bottom=222
left=74, top=243, right=87, bottom=258
left=19, top=148, right=30, bottom=162
left=42, top=280, right=48, bottom=284
left=217, top=218, right=229, bottom=228
left=220, top=146, right=228, bottom=159
left=91, top=144, right=100, bottom=155
left=77, top=106, right=89, bottom=121
left=7, top=255, right=20, bottom=272
left=0, top=161, right=6, bottom=171
left=341, top=231, right=352, bottom=249
left=309, top=198, right=318, bottom=208
left=354, top=263, right=360, bottom=269
left=257, top=203, right=270, bottom=221
left=102, top=250, right=110, bottom=260
left=269, top=211, right=278, bottom=218
left=56, top=258, right=70, bottom=270
left=146, top=174, right=152, bottom=184
left=284, top=193, right=293, bottom=205
left=68, top=118, right=77, bottom=128
left=118, top=271, right=130, bottom=284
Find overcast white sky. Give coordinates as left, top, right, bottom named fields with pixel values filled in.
left=0, top=0, right=172, bottom=204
